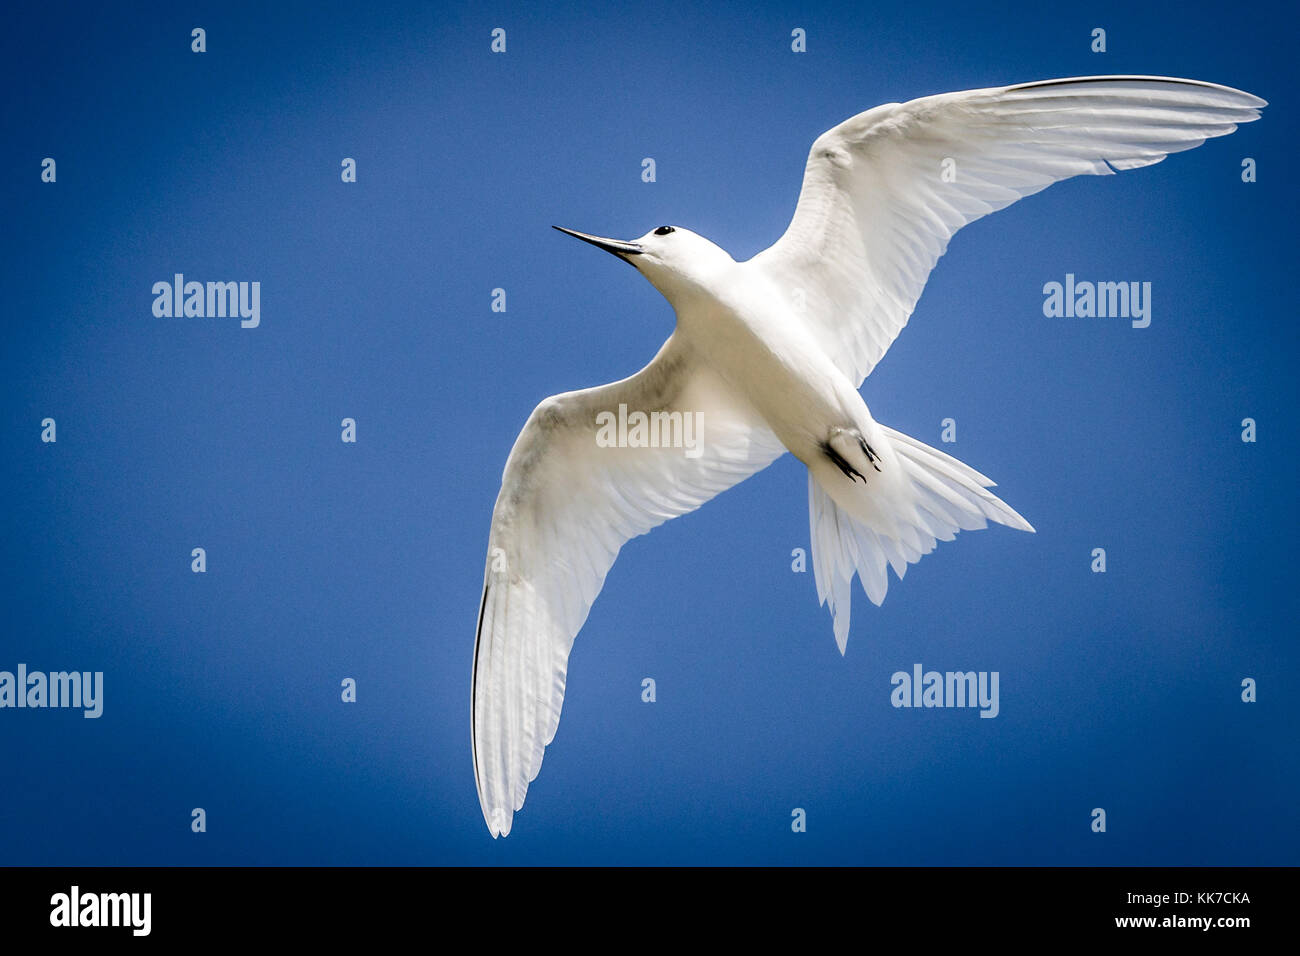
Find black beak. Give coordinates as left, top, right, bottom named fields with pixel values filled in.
left=553, top=226, right=643, bottom=263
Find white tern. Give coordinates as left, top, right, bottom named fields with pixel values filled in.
left=471, top=75, right=1266, bottom=837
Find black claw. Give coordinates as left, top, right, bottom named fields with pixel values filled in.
left=822, top=440, right=866, bottom=483
left=857, top=436, right=883, bottom=473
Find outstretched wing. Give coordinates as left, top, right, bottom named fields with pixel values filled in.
left=472, top=333, right=785, bottom=836
left=752, top=75, right=1266, bottom=385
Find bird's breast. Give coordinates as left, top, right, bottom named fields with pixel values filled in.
left=679, top=283, right=868, bottom=460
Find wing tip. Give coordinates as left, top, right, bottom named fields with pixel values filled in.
left=485, top=805, right=511, bottom=838
left=1003, top=74, right=1267, bottom=110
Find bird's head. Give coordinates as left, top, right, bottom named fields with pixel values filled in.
left=553, top=224, right=735, bottom=307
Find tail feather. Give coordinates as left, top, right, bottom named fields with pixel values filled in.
left=808, top=425, right=1033, bottom=652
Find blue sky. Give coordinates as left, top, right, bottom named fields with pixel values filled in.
left=1, top=0, right=1295, bottom=865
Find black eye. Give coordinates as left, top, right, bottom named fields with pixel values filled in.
left=654, top=226, right=675, bottom=236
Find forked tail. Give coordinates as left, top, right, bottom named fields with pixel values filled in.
left=808, top=425, right=1033, bottom=652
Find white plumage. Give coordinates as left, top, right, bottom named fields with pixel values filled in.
left=472, top=76, right=1266, bottom=836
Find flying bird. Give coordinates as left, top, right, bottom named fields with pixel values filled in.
left=472, top=75, right=1265, bottom=837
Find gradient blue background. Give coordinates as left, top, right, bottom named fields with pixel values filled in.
left=2, top=0, right=1295, bottom=865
